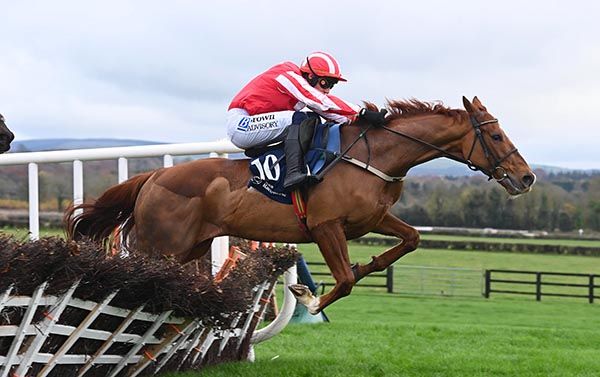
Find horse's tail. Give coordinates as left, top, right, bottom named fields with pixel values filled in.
left=64, top=171, right=155, bottom=244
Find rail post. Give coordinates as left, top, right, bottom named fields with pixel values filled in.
left=386, top=265, right=394, bottom=293
left=28, top=162, right=39, bottom=240
left=535, top=272, right=542, bottom=301
left=163, top=154, right=174, bottom=167
left=589, top=275, right=595, bottom=304
left=484, top=270, right=490, bottom=298
left=73, top=160, right=84, bottom=216
left=118, top=157, right=128, bottom=183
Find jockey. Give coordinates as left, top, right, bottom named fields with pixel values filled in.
left=227, top=51, right=386, bottom=190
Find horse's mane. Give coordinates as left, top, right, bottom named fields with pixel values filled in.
left=363, top=99, right=466, bottom=124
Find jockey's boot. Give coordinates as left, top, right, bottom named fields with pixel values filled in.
left=283, top=122, right=308, bottom=190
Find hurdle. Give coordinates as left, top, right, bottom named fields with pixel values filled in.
left=0, top=237, right=298, bottom=376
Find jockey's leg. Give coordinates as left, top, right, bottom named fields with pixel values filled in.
left=282, top=122, right=307, bottom=189
left=283, top=115, right=319, bottom=190
left=226, top=108, right=320, bottom=189
left=226, top=108, right=294, bottom=149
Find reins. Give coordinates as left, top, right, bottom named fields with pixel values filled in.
left=314, top=124, right=378, bottom=181
left=380, top=116, right=517, bottom=181
left=321, top=115, right=518, bottom=183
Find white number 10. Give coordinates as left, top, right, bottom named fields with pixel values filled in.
left=250, top=154, right=280, bottom=181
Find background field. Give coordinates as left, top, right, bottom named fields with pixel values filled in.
left=420, top=234, right=600, bottom=248
left=301, top=242, right=600, bottom=272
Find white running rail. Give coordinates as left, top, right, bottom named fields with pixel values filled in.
left=0, top=139, right=241, bottom=267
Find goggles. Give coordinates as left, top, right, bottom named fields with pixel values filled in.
left=318, top=77, right=338, bottom=89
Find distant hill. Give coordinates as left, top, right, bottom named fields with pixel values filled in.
left=6, top=138, right=595, bottom=176
left=408, top=158, right=478, bottom=177
left=9, top=138, right=162, bottom=152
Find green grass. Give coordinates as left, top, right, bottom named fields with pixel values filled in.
left=164, top=293, right=600, bottom=377
left=301, top=243, right=600, bottom=300
left=300, top=243, right=600, bottom=274
left=0, top=226, right=65, bottom=240
left=420, top=234, right=600, bottom=248
left=164, top=244, right=600, bottom=377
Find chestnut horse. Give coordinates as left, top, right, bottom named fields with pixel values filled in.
left=65, top=97, right=535, bottom=313
left=0, top=114, right=15, bottom=153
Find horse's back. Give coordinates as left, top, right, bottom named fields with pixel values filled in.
left=151, top=157, right=251, bottom=198
left=132, top=156, right=309, bottom=253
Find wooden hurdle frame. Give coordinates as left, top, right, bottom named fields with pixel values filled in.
left=0, top=265, right=297, bottom=376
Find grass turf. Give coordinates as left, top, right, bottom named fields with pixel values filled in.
left=420, top=233, right=600, bottom=248
left=165, top=293, right=600, bottom=377
left=165, top=244, right=600, bottom=377
left=300, top=243, right=600, bottom=273
left=0, top=226, right=65, bottom=240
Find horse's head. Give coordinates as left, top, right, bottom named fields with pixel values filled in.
left=0, top=114, right=15, bottom=153
left=460, top=96, right=535, bottom=195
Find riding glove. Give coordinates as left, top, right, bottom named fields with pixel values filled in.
left=359, top=108, right=388, bottom=127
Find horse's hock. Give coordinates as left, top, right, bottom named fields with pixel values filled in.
left=0, top=236, right=298, bottom=376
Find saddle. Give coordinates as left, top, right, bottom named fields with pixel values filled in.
left=246, top=121, right=341, bottom=204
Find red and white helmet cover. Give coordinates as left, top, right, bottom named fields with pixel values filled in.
left=300, top=51, right=347, bottom=81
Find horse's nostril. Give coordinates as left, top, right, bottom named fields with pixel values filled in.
left=522, top=174, right=535, bottom=187
left=0, top=133, right=14, bottom=143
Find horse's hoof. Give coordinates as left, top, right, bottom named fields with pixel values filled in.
left=288, top=284, right=310, bottom=298
left=288, top=284, right=320, bottom=314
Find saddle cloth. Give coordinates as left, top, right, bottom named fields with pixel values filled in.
left=248, top=122, right=341, bottom=204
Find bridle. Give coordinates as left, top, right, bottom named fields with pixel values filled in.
left=378, top=115, right=519, bottom=182
left=463, top=116, right=518, bottom=181
left=314, top=112, right=519, bottom=184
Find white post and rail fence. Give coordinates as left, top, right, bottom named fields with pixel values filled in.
left=0, top=138, right=241, bottom=270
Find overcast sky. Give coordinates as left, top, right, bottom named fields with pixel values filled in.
left=0, top=0, right=598, bottom=169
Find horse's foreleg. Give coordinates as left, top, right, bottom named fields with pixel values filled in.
left=290, top=219, right=354, bottom=314
left=353, top=212, right=420, bottom=281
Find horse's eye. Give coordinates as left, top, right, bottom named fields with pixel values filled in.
left=491, top=134, right=502, bottom=141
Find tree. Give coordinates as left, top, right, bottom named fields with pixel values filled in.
left=536, top=193, right=551, bottom=230
left=586, top=200, right=600, bottom=231
left=558, top=203, right=578, bottom=232
left=39, top=165, right=71, bottom=211
left=400, top=205, right=432, bottom=226
left=460, top=187, right=486, bottom=227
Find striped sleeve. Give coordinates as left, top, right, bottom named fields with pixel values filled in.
left=275, top=71, right=359, bottom=123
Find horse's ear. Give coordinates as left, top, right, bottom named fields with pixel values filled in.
left=462, top=96, right=475, bottom=113
left=472, top=96, right=488, bottom=111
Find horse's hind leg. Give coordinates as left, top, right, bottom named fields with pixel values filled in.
left=352, top=212, right=420, bottom=281
left=180, top=238, right=214, bottom=264
left=290, top=219, right=354, bottom=314
left=179, top=238, right=214, bottom=277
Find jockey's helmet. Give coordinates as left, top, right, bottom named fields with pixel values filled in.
left=300, top=52, right=347, bottom=82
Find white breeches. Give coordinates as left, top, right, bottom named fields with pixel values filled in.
left=226, top=108, right=295, bottom=149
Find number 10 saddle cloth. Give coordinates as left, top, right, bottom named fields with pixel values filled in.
left=247, top=122, right=341, bottom=204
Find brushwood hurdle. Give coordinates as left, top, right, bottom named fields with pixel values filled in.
left=0, top=238, right=299, bottom=376
left=0, top=277, right=295, bottom=376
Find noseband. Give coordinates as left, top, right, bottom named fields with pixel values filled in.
left=462, top=116, right=519, bottom=181
left=379, top=116, right=518, bottom=182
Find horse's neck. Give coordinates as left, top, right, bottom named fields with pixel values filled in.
left=344, top=115, right=469, bottom=177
